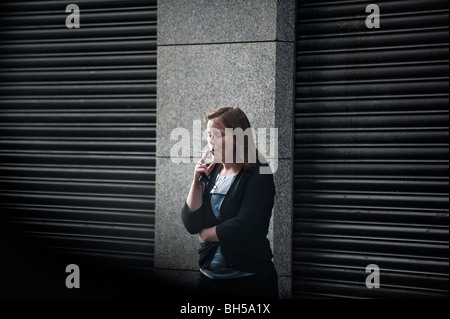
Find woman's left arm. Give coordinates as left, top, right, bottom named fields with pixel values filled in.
left=198, top=226, right=219, bottom=243
left=214, top=169, right=275, bottom=244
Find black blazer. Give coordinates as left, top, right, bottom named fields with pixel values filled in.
left=181, top=161, right=276, bottom=274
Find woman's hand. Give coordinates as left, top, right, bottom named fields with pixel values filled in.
left=186, top=149, right=216, bottom=212
left=193, top=149, right=216, bottom=185
left=198, top=226, right=219, bottom=243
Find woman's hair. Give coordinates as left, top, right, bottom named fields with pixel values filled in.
left=206, top=107, right=264, bottom=171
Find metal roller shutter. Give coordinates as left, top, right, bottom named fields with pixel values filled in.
left=0, top=0, right=156, bottom=277
left=294, top=0, right=449, bottom=298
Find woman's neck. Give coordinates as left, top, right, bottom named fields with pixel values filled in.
left=220, top=163, right=243, bottom=176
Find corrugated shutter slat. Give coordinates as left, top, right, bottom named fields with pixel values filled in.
left=0, top=1, right=156, bottom=272
left=294, top=0, right=449, bottom=298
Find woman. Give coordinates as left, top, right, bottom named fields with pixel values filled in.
left=181, top=107, right=278, bottom=299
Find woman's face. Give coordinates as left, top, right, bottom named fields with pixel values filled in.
left=207, top=119, right=233, bottom=163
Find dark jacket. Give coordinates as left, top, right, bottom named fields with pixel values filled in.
left=181, top=161, right=276, bottom=274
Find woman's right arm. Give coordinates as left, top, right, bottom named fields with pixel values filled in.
left=186, top=150, right=215, bottom=212
left=182, top=151, right=216, bottom=234
left=186, top=180, right=204, bottom=212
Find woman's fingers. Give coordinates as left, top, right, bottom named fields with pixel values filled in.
left=199, top=149, right=211, bottom=165
left=195, top=163, right=210, bottom=177
left=195, top=167, right=209, bottom=175
left=193, top=150, right=213, bottom=184
left=207, top=161, right=216, bottom=172
left=195, top=162, right=207, bottom=171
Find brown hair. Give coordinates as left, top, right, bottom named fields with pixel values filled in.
left=206, top=107, right=262, bottom=171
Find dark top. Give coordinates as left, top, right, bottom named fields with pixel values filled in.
left=181, top=161, right=276, bottom=274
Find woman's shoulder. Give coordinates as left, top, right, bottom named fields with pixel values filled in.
left=241, top=161, right=275, bottom=194
left=243, top=161, right=274, bottom=183
left=250, top=160, right=273, bottom=174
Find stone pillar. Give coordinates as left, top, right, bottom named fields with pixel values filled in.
left=155, top=0, right=295, bottom=298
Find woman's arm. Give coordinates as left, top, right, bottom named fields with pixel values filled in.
left=181, top=151, right=217, bottom=234
left=198, top=226, right=219, bottom=243
left=186, top=180, right=204, bottom=212
left=186, top=150, right=215, bottom=212
left=215, top=167, right=275, bottom=244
